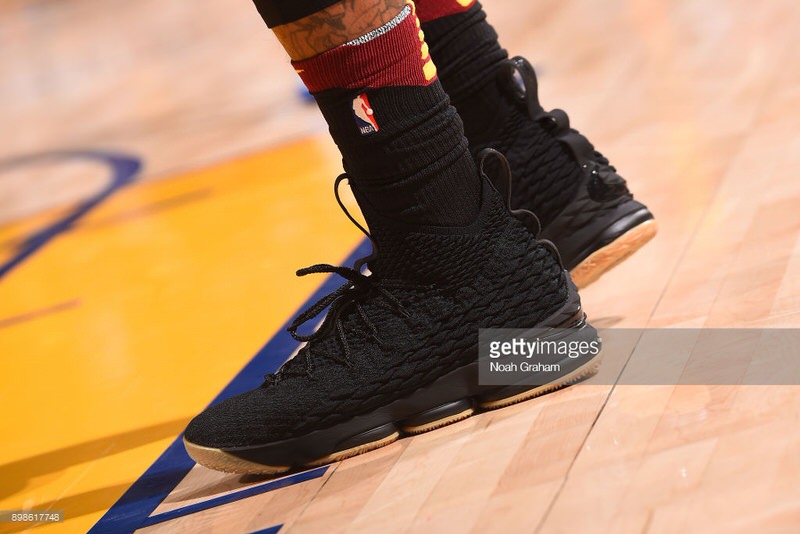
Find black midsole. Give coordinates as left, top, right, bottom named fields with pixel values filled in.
left=200, top=274, right=598, bottom=467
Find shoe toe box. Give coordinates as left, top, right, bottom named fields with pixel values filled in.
left=184, top=387, right=300, bottom=449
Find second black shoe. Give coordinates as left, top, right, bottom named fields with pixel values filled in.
left=183, top=153, right=601, bottom=474
left=477, top=57, right=657, bottom=288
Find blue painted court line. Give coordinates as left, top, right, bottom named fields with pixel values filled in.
left=0, top=150, right=141, bottom=281
left=249, top=525, right=283, bottom=534
left=90, top=238, right=372, bottom=534
left=139, top=467, right=327, bottom=528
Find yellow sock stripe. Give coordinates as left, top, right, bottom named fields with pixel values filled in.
left=407, top=0, right=436, bottom=81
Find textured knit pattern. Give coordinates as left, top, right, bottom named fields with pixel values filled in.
left=185, top=183, right=568, bottom=447
left=473, top=106, right=583, bottom=228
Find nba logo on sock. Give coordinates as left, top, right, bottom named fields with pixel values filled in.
left=352, top=93, right=379, bottom=135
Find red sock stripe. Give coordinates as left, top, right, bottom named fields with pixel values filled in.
left=292, top=6, right=437, bottom=92
left=415, top=0, right=476, bottom=22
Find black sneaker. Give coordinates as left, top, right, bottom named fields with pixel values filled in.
left=485, top=56, right=657, bottom=288
left=183, top=153, right=600, bottom=474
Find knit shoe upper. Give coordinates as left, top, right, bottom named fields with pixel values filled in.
left=184, top=173, right=569, bottom=452
left=477, top=57, right=655, bottom=274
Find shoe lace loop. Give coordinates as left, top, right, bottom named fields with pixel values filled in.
left=264, top=175, right=411, bottom=384
left=478, top=148, right=542, bottom=236
left=287, top=263, right=409, bottom=345
left=477, top=148, right=564, bottom=266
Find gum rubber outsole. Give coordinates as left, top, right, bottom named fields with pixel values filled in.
left=401, top=407, right=476, bottom=435
left=183, top=439, right=292, bottom=475
left=306, top=431, right=401, bottom=467
left=569, top=219, right=658, bottom=289
left=185, top=354, right=601, bottom=475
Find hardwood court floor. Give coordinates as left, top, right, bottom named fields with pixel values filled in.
left=1, top=0, right=800, bottom=532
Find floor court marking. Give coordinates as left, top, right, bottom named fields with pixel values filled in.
left=0, top=299, right=80, bottom=329
left=89, top=239, right=372, bottom=534
left=139, top=467, right=326, bottom=529
left=0, top=150, right=141, bottom=281
left=81, top=188, right=214, bottom=231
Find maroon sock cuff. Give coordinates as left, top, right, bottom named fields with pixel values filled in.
left=292, top=3, right=437, bottom=92
left=415, top=0, right=476, bottom=22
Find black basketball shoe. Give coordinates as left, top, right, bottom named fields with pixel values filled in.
left=183, top=152, right=601, bottom=474
left=475, top=57, right=657, bottom=288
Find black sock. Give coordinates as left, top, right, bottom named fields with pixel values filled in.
left=313, top=83, right=479, bottom=228
left=420, top=2, right=582, bottom=227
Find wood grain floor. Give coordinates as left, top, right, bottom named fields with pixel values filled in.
left=2, top=0, right=800, bottom=532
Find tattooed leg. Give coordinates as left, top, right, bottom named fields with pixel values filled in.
left=268, top=0, right=408, bottom=60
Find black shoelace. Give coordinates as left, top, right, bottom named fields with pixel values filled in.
left=264, top=175, right=412, bottom=384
